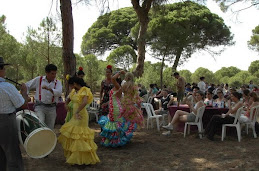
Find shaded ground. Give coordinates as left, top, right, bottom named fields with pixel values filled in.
left=23, top=119, right=259, bottom=171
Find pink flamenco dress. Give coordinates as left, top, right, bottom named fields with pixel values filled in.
left=121, top=85, right=144, bottom=127
left=58, top=87, right=100, bottom=165
left=98, top=89, right=137, bottom=147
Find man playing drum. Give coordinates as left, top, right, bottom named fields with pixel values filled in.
left=25, top=64, right=62, bottom=130
left=0, top=57, right=29, bottom=171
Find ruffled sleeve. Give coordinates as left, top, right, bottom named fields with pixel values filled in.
left=79, top=87, right=93, bottom=105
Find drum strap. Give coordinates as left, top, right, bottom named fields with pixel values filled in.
left=39, top=76, right=57, bottom=103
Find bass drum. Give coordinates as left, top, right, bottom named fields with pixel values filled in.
left=16, top=110, right=57, bottom=158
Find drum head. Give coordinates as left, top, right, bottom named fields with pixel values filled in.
left=25, top=127, right=57, bottom=158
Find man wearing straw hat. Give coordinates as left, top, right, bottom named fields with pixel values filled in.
left=25, top=64, right=62, bottom=130
left=0, top=56, right=28, bottom=171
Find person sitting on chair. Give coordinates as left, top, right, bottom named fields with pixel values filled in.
left=162, top=91, right=205, bottom=135
left=205, top=91, right=243, bottom=141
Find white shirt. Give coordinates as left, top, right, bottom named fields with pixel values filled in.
left=198, top=81, right=206, bottom=93
left=0, top=77, right=25, bottom=114
left=26, top=76, right=62, bottom=104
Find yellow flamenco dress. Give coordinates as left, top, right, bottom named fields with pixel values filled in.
left=58, top=87, right=100, bottom=165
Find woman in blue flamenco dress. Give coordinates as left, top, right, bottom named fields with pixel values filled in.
left=98, top=70, right=136, bottom=147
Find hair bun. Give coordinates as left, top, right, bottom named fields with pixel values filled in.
left=79, top=67, right=83, bottom=71
left=107, top=65, right=112, bottom=69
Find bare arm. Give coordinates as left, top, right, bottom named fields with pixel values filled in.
left=226, top=101, right=243, bottom=115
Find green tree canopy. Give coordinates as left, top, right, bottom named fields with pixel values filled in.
left=248, top=60, right=259, bottom=75
left=106, top=45, right=137, bottom=70
left=214, top=66, right=241, bottom=83
left=191, top=67, right=216, bottom=84
left=248, top=25, right=259, bottom=53
left=148, top=1, right=234, bottom=71
left=81, top=7, right=138, bottom=56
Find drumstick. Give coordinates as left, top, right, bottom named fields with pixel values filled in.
left=5, top=77, right=22, bottom=86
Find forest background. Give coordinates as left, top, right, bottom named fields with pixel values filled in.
left=0, top=0, right=258, bottom=93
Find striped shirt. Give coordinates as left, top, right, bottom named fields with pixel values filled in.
left=0, top=77, right=25, bottom=114
left=26, top=76, right=62, bottom=104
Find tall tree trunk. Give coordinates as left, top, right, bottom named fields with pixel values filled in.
left=160, top=56, right=165, bottom=89
left=172, top=48, right=183, bottom=72
left=60, top=0, right=76, bottom=96
left=131, top=0, right=153, bottom=77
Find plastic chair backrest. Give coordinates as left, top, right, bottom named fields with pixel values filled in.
left=194, top=106, right=206, bottom=123
left=233, top=107, right=243, bottom=124
left=143, top=103, right=156, bottom=117
left=147, top=96, right=153, bottom=104
left=90, top=101, right=99, bottom=109
left=142, top=94, right=148, bottom=103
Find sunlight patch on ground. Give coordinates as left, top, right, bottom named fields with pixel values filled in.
left=191, top=157, right=219, bottom=169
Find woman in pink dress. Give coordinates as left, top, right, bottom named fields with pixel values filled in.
left=121, top=72, right=144, bottom=127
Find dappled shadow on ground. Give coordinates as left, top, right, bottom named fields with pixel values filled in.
left=23, top=120, right=259, bottom=171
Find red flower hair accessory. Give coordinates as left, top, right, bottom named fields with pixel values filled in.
left=79, top=66, right=83, bottom=71
left=107, top=65, right=112, bottom=69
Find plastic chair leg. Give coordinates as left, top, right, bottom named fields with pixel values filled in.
left=236, top=125, right=241, bottom=142
left=95, top=113, right=98, bottom=122
left=252, top=125, right=257, bottom=138
left=147, top=119, right=149, bottom=129
left=156, top=118, right=160, bottom=131
left=221, top=126, right=226, bottom=141
left=198, top=124, right=202, bottom=139
left=184, top=123, right=187, bottom=138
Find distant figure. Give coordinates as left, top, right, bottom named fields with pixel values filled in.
left=198, top=76, right=206, bottom=93
left=173, top=72, right=185, bottom=107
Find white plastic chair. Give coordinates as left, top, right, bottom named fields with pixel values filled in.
left=147, top=96, right=153, bottom=104
left=143, top=103, right=162, bottom=131
left=88, top=101, right=100, bottom=122
left=184, top=106, right=206, bottom=139
left=221, top=107, right=243, bottom=142
left=245, top=105, right=259, bottom=138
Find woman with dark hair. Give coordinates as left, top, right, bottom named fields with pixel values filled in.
left=205, top=91, right=243, bottom=141
left=58, top=76, right=100, bottom=165
left=77, top=67, right=85, bottom=79
left=98, top=71, right=136, bottom=147
left=99, top=65, right=114, bottom=116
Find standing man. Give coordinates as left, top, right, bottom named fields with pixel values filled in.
left=26, top=64, right=62, bottom=130
left=198, top=76, right=206, bottom=93
left=173, top=72, right=185, bottom=107
left=0, top=57, right=29, bottom=171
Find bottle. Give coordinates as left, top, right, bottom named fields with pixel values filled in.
left=220, top=101, right=224, bottom=108
left=215, top=103, right=218, bottom=108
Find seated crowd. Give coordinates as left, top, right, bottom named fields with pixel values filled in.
left=139, top=80, right=259, bottom=140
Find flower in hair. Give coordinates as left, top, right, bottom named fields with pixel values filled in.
left=66, top=74, right=70, bottom=81
left=79, top=66, right=83, bottom=71
left=107, top=65, right=112, bottom=69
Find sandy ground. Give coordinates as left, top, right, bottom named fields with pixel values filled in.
left=22, top=118, right=259, bottom=171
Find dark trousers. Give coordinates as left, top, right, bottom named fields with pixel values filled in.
left=205, top=115, right=235, bottom=139
left=0, top=113, right=24, bottom=171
